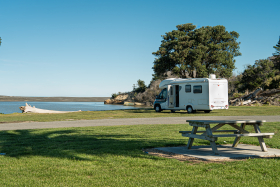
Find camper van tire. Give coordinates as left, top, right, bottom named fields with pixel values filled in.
left=171, top=110, right=175, bottom=113
left=187, top=106, right=193, bottom=114
left=155, top=105, right=162, bottom=112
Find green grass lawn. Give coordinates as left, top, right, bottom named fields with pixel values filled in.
left=0, top=122, right=280, bottom=186
left=1, top=105, right=280, bottom=123
left=0, top=106, right=280, bottom=186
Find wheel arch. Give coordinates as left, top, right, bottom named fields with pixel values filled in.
left=154, top=103, right=161, bottom=109
left=186, top=104, right=194, bottom=110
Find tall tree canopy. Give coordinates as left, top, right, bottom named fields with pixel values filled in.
left=0, top=37, right=2, bottom=46
left=152, top=23, right=241, bottom=78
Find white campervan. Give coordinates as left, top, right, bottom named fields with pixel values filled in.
left=153, top=74, right=228, bottom=113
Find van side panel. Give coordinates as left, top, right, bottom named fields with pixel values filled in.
left=171, top=82, right=209, bottom=110
left=192, top=83, right=210, bottom=110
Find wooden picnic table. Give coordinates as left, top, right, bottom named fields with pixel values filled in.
left=179, top=120, right=274, bottom=154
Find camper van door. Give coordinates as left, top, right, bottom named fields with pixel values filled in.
left=168, top=85, right=174, bottom=108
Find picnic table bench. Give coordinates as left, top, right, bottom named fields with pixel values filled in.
left=179, top=120, right=274, bottom=154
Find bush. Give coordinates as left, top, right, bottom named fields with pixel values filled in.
left=111, top=93, right=118, bottom=99
left=238, top=59, right=279, bottom=92
left=134, top=79, right=147, bottom=93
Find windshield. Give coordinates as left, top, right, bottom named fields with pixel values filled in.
left=158, top=88, right=167, bottom=99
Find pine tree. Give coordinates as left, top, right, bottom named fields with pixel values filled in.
left=152, top=23, right=241, bottom=79
left=272, top=36, right=280, bottom=71
left=273, top=36, right=280, bottom=56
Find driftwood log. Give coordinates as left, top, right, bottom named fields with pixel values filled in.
left=229, top=88, right=280, bottom=106
left=19, top=103, right=81, bottom=113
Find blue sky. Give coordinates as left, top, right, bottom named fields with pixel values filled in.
left=0, top=0, right=279, bottom=97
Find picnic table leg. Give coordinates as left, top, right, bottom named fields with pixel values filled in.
left=205, top=125, right=219, bottom=155
left=232, top=123, right=246, bottom=147
left=186, top=126, right=198, bottom=149
left=253, top=123, right=268, bottom=152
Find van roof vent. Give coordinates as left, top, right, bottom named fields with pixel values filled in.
left=209, top=74, right=216, bottom=79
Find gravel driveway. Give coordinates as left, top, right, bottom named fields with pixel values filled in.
left=0, top=116, right=279, bottom=131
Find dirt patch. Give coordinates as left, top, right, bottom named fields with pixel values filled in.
left=143, top=147, right=247, bottom=164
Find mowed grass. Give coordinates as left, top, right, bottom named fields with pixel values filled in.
left=0, top=105, right=280, bottom=123
left=0, top=122, right=280, bottom=186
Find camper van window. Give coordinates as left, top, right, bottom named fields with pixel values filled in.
left=159, top=88, right=167, bottom=99
left=170, top=87, right=173, bottom=95
left=193, top=85, right=202, bottom=93
left=185, top=85, right=191, bottom=92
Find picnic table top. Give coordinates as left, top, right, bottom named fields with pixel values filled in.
left=186, top=120, right=266, bottom=124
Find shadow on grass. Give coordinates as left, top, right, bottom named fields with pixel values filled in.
left=125, top=109, right=156, bottom=114
left=0, top=129, right=185, bottom=161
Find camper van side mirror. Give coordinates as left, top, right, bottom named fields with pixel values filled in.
left=155, top=95, right=159, bottom=99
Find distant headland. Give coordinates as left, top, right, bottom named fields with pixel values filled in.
left=0, top=96, right=110, bottom=102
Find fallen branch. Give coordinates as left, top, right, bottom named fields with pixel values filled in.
left=229, top=88, right=280, bottom=106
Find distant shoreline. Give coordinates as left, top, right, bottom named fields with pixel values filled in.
left=0, top=96, right=110, bottom=102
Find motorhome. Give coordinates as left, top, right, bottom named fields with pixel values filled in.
left=153, top=74, right=228, bottom=113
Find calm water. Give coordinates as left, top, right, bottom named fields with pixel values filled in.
left=0, top=102, right=145, bottom=114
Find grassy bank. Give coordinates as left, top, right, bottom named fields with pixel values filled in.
left=0, top=122, right=280, bottom=186
left=0, top=106, right=280, bottom=123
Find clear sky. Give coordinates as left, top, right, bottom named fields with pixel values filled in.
left=0, top=0, right=279, bottom=97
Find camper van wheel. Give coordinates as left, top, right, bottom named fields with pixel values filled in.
left=171, top=110, right=175, bottom=113
left=155, top=105, right=162, bottom=112
left=204, top=110, right=211, bottom=113
left=187, top=106, right=193, bottom=114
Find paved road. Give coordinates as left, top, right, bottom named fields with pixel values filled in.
left=0, top=116, right=280, bottom=131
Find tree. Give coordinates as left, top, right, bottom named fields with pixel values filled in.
left=0, top=37, right=1, bottom=46
left=239, top=59, right=279, bottom=91
left=134, top=79, right=147, bottom=93
left=152, top=23, right=241, bottom=78
left=273, top=36, right=280, bottom=56
left=228, top=73, right=243, bottom=93
left=272, top=36, right=280, bottom=71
